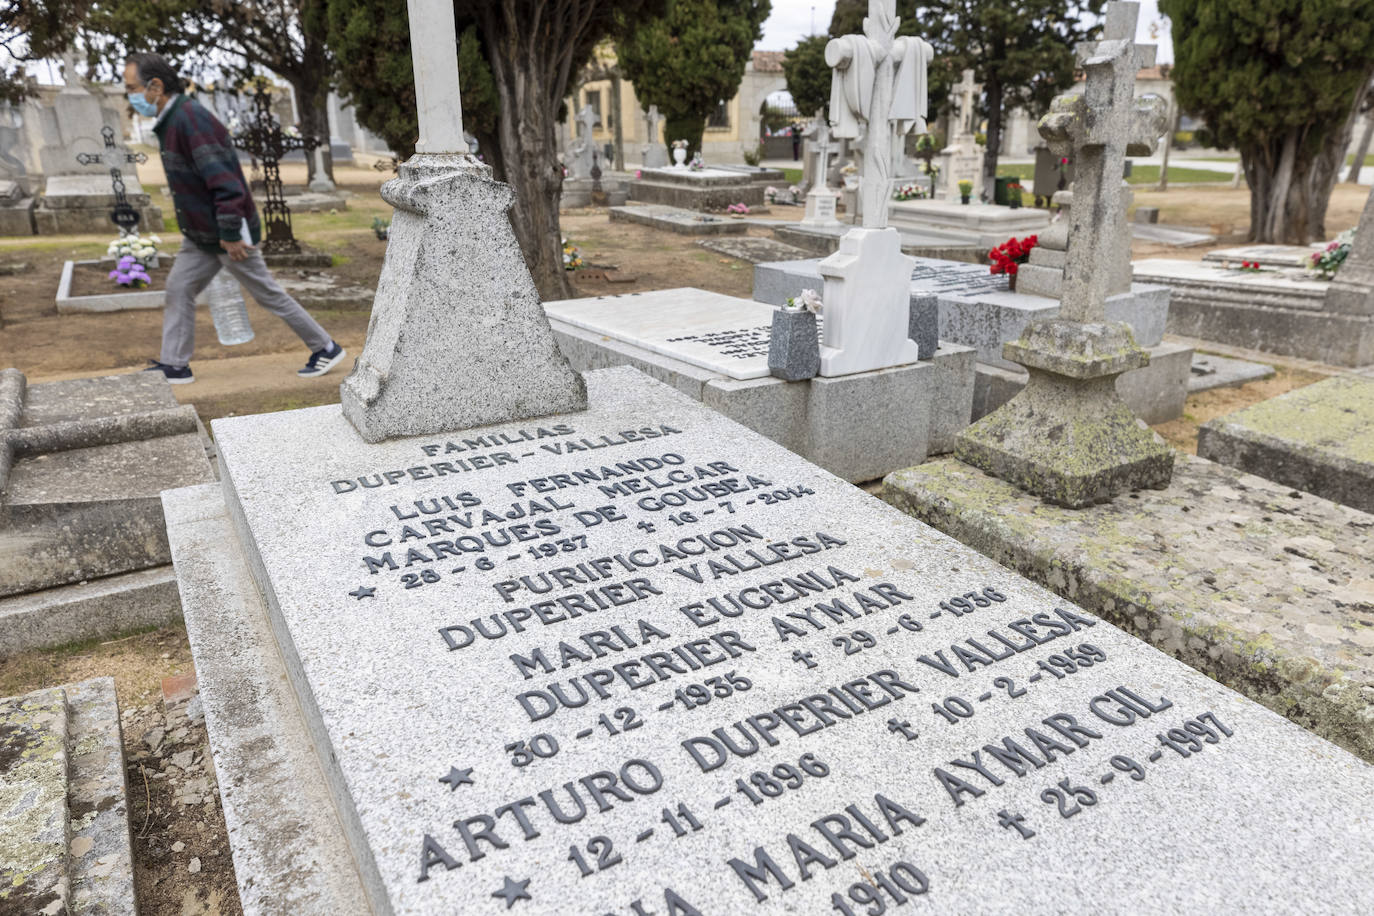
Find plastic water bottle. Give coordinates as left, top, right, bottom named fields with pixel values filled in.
left=205, top=270, right=255, bottom=346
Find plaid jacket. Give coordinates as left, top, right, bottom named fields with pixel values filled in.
left=153, top=95, right=261, bottom=252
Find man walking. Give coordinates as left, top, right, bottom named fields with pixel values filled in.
left=123, top=53, right=345, bottom=384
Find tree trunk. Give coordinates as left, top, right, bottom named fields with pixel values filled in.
left=1245, top=78, right=1370, bottom=243
left=981, top=76, right=1003, bottom=204
left=610, top=73, right=625, bottom=172
left=289, top=75, right=333, bottom=185
left=481, top=11, right=573, bottom=301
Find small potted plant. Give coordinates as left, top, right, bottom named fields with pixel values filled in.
left=108, top=254, right=152, bottom=289
left=893, top=183, right=926, bottom=201
left=768, top=289, right=822, bottom=381
left=764, top=185, right=778, bottom=204
left=688, top=152, right=705, bottom=171
left=371, top=216, right=390, bottom=240
left=958, top=179, right=973, bottom=205
left=988, top=234, right=1039, bottom=292
left=1006, top=182, right=1024, bottom=209
left=841, top=163, right=859, bottom=190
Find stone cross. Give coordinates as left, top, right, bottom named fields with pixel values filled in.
left=953, top=69, right=978, bottom=137
left=576, top=105, right=599, bottom=146
left=407, top=0, right=466, bottom=153
left=807, top=115, right=832, bottom=188
left=642, top=105, right=669, bottom=169
left=826, top=0, right=933, bottom=229
left=1038, top=2, right=1166, bottom=322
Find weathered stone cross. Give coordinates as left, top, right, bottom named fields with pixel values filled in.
left=576, top=105, right=599, bottom=146
left=826, top=0, right=932, bottom=228
left=645, top=105, right=661, bottom=142
left=1038, top=2, right=1167, bottom=321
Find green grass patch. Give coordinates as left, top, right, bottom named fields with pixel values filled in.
left=780, top=168, right=802, bottom=184
left=994, top=163, right=1228, bottom=186
left=1345, top=153, right=1374, bottom=167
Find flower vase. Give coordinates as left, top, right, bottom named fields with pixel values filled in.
left=1009, top=196, right=1021, bottom=210
left=768, top=308, right=820, bottom=381
left=672, top=147, right=688, bottom=168
left=960, top=194, right=971, bottom=205
left=1007, top=272, right=1018, bottom=293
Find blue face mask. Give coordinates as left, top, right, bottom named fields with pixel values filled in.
left=128, top=92, right=159, bottom=117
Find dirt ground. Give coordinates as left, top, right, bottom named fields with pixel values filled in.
left=0, top=168, right=1365, bottom=914
left=0, top=627, right=242, bottom=916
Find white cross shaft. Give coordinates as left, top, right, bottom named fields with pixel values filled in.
left=407, top=0, right=466, bottom=154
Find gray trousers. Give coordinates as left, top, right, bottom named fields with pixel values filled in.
left=161, top=237, right=331, bottom=366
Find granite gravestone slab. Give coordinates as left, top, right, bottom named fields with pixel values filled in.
left=202, top=366, right=1374, bottom=915
left=544, top=290, right=787, bottom=380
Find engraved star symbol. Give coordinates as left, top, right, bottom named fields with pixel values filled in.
left=439, top=766, right=474, bottom=791
left=491, top=875, right=531, bottom=909
left=348, top=585, right=376, bottom=599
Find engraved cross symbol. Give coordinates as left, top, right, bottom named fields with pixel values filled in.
left=997, top=808, right=1036, bottom=839
left=887, top=718, right=917, bottom=740
left=790, top=649, right=818, bottom=669
left=1036, top=1, right=1167, bottom=322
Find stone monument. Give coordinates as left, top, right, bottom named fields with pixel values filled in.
left=74, top=125, right=149, bottom=233
left=641, top=105, right=669, bottom=169
left=800, top=115, right=841, bottom=229
left=954, top=1, right=1174, bottom=507
left=819, top=0, right=932, bottom=374
left=938, top=69, right=983, bottom=200
left=568, top=104, right=599, bottom=180
left=338, top=0, right=586, bottom=442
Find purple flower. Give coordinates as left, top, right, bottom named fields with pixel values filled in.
left=108, top=269, right=120, bottom=280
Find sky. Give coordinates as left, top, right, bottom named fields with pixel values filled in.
left=757, top=0, right=1174, bottom=65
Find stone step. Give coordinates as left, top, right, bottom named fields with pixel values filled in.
left=64, top=679, right=136, bottom=915
left=0, top=677, right=136, bottom=915
left=0, top=566, right=182, bottom=659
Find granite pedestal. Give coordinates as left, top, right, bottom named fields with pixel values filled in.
left=34, top=173, right=164, bottom=235
left=1197, top=376, right=1374, bottom=513
left=164, top=366, right=1374, bottom=915
left=756, top=260, right=1188, bottom=423
left=629, top=167, right=765, bottom=211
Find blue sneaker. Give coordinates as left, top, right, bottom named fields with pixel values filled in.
left=299, top=341, right=346, bottom=378
left=144, top=360, right=194, bottom=384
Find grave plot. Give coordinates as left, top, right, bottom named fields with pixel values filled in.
left=169, top=366, right=1374, bottom=915
left=0, top=369, right=215, bottom=656
left=1198, top=375, right=1374, bottom=513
